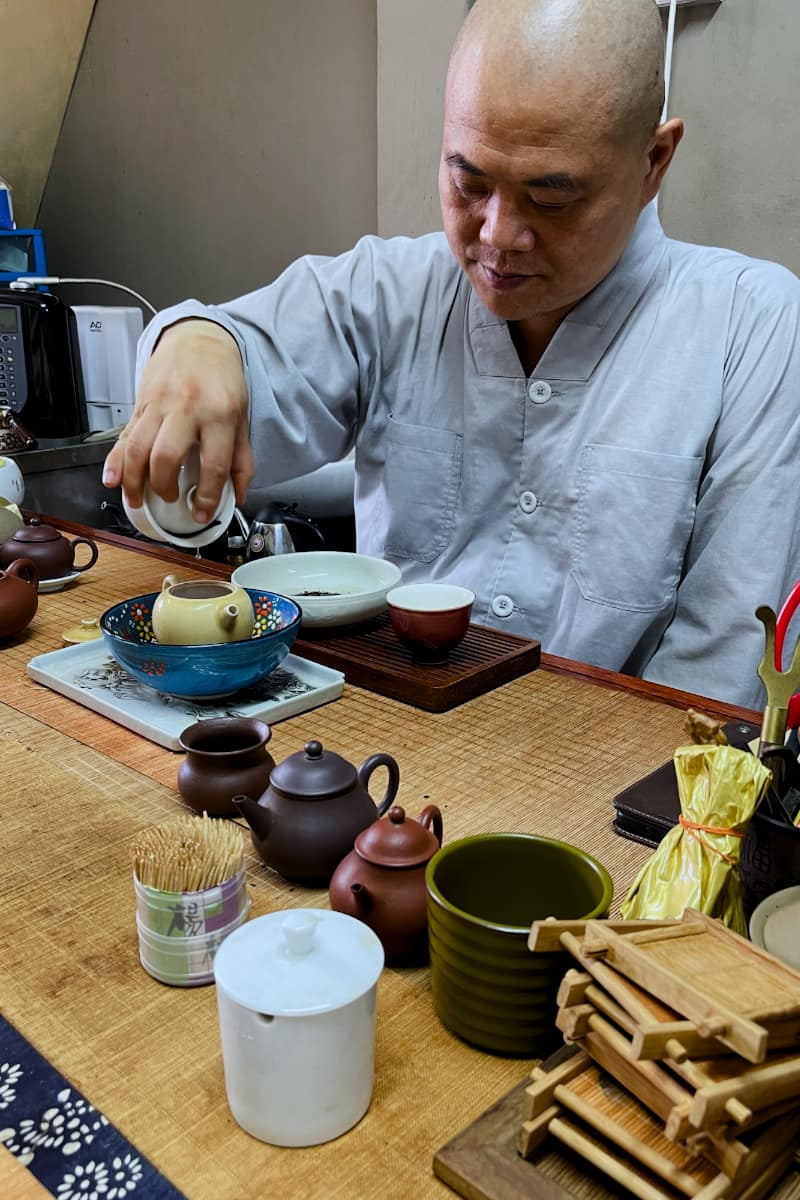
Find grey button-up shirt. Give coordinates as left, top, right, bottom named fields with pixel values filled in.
left=139, top=206, right=800, bottom=709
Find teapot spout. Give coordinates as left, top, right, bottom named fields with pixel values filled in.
left=218, top=603, right=240, bottom=632
left=233, top=794, right=272, bottom=841
left=350, top=882, right=372, bottom=913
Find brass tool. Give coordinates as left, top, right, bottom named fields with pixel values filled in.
left=755, top=605, right=800, bottom=819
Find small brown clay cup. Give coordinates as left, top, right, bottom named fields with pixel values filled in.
left=386, top=583, right=475, bottom=664
left=177, top=717, right=274, bottom=817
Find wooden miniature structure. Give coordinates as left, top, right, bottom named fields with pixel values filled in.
left=519, top=911, right=800, bottom=1198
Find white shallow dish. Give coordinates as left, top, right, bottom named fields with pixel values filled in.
left=38, top=571, right=80, bottom=594
left=27, top=642, right=344, bottom=751
left=749, top=885, right=800, bottom=971
left=232, top=552, right=401, bottom=628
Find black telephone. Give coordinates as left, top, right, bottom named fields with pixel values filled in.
left=0, top=288, right=86, bottom=442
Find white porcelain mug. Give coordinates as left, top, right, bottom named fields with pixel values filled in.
left=214, top=910, right=384, bottom=1147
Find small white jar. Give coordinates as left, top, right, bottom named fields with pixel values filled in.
left=214, top=908, right=384, bottom=1147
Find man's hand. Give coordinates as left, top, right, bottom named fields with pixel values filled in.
left=102, top=319, right=254, bottom=524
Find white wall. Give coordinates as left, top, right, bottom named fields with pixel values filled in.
left=0, top=0, right=95, bottom=226
left=376, top=0, right=466, bottom=238
left=659, top=0, right=800, bottom=273
left=37, top=0, right=377, bottom=309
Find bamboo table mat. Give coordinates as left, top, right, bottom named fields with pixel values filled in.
left=2, top=539, right=697, bottom=832
left=0, top=696, right=688, bottom=1200
left=0, top=535, right=759, bottom=1199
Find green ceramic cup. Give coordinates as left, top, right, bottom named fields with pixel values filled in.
left=426, top=833, right=613, bottom=1056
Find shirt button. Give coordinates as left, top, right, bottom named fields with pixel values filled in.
left=519, top=491, right=538, bottom=514
left=492, top=594, right=514, bottom=617
left=528, top=379, right=552, bottom=404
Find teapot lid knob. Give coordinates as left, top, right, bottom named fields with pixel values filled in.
left=304, top=740, right=324, bottom=759
left=282, top=911, right=319, bottom=956
left=388, top=807, right=406, bottom=824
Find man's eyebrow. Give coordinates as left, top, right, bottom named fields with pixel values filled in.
left=445, top=153, right=486, bottom=176
left=524, top=172, right=584, bottom=192
left=445, top=153, right=583, bottom=192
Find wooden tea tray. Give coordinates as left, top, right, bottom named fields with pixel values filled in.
left=432, top=1060, right=800, bottom=1200
left=293, top=612, right=540, bottom=711
left=522, top=1054, right=800, bottom=1200
left=531, top=924, right=800, bottom=1064
left=582, top=913, right=800, bottom=1064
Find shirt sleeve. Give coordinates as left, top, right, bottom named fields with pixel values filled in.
left=641, top=264, right=800, bottom=710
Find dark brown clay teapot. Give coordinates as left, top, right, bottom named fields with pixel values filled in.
left=329, top=804, right=443, bottom=964
left=177, top=717, right=275, bottom=817
left=0, top=519, right=98, bottom=580
left=233, top=739, right=399, bottom=885
left=0, top=557, right=39, bottom=639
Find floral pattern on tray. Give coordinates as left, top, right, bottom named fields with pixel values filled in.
left=27, top=643, right=345, bottom=750
left=0, top=1016, right=185, bottom=1199
left=73, top=657, right=315, bottom=721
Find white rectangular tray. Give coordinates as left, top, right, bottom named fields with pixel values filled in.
left=27, top=642, right=345, bottom=751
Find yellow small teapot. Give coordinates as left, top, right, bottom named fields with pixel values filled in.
left=152, top=574, right=255, bottom=645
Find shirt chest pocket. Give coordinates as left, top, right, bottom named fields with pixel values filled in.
left=571, top=444, right=703, bottom=612
left=383, top=418, right=463, bottom=563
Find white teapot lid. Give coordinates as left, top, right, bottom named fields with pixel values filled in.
left=213, top=908, right=384, bottom=1016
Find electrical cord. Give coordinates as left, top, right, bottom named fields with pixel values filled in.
left=655, top=0, right=679, bottom=217
left=9, top=275, right=157, bottom=315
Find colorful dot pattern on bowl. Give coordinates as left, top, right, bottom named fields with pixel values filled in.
left=253, top=594, right=285, bottom=636
left=98, top=589, right=302, bottom=700
left=105, top=590, right=293, bottom=645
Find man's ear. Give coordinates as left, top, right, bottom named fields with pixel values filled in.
left=641, top=117, right=684, bottom=207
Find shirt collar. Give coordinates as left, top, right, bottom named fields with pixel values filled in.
left=467, top=203, right=668, bottom=382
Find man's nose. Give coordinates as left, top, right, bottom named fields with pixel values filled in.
left=480, top=194, right=535, bottom=252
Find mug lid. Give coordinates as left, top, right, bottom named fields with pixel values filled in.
left=12, top=519, right=60, bottom=543
left=213, top=908, right=384, bottom=1015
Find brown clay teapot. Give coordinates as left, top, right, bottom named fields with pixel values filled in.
left=329, top=804, right=443, bottom=963
left=0, top=557, right=39, bottom=639
left=233, top=739, right=399, bottom=885
left=0, top=519, right=98, bottom=580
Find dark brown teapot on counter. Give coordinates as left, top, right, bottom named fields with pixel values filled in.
left=0, top=557, right=39, bottom=638
left=0, top=519, right=98, bottom=580
left=329, top=804, right=443, bottom=963
left=233, top=739, right=400, bottom=885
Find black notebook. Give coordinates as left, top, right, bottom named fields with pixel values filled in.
left=612, top=720, right=762, bottom=847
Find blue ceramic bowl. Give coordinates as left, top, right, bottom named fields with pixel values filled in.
left=99, top=588, right=302, bottom=699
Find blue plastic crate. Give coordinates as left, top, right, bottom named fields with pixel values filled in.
left=0, top=228, right=47, bottom=283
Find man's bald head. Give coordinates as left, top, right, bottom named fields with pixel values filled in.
left=449, top=0, right=665, bottom=151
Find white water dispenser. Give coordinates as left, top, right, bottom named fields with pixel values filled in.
left=72, top=305, right=143, bottom=431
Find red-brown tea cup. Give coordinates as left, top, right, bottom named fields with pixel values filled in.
left=386, top=583, right=475, bottom=664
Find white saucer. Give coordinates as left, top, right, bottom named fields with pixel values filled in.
left=38, top=571, right=80, bottom=594
left=749, top=885, right=800, bottom=970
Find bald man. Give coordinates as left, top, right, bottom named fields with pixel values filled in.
left=104, top=0, right=800, bottom=709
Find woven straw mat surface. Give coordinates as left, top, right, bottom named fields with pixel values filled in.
left=0, top=539, right=723, bottom=1199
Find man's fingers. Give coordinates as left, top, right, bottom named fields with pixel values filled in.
left=147, top=416, right=201, bottom=503
left=231, top=419, right=255, bottom=506
left=124, top=407, right=185, bottom=506
left=102, top=441, right=123, bottom=490
left=193, top=423, right=238, bottom=523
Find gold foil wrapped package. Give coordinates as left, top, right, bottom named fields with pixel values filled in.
left=621, top=744, right=772, bottom=935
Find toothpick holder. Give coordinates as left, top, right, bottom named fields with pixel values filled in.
left=133, top=866, right=250, bottom=986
